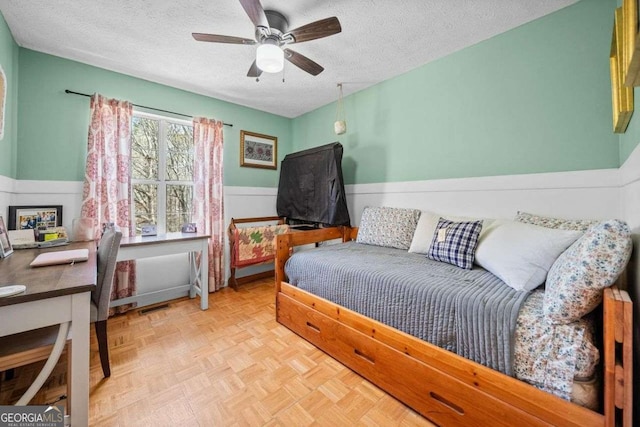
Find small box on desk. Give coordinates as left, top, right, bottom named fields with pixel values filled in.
left=141, top=224, right=157, bottom=236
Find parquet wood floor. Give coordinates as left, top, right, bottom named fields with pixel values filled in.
left=0, top=278, right=435, bottom=426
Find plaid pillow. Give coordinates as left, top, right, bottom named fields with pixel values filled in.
left=427, top=218, right=483, bottom=269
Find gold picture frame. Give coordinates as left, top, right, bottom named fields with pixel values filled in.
left=624, top=0, right=640, bottom=86
left=611, top=7, right=634, bottom=133
left=240, top=130, right=277, bottom=170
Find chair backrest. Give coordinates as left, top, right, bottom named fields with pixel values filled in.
left=93, top=228, right=122, bottom=321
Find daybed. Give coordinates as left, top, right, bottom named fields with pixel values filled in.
left=274, top=208, right=633, bottom=427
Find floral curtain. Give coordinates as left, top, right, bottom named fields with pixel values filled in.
left=192, top=117, right=224, bottom=292
left=80, top=94, right=136, bottom=311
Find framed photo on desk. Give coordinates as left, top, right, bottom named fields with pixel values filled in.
left=8, top=205, right=63, bottom=230
left=0, top=216, right=13, bottom=257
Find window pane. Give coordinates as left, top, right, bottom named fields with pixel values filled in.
left=132, top=117, right=159, bottom=180
left=166, top=184, right=192, bottom=232
left=133, top=184, right=157, bottom=234
left=166, top=123, right=193, bottom=181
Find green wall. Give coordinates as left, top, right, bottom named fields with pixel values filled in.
left=2, top=0, right=626, bottom=186
left=15, top=49, right=290, bottom=186
left=292, top=0, right=619, bottom=185
left=0, top=12, right=18, bottom=178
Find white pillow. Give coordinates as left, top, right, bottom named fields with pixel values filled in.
left=408, top=211, right=494, bottom=254
left=475, top=220, right=581, bottom=291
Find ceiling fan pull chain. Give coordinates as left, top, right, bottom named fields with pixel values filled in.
left=282, top=63, right=286, bottom=83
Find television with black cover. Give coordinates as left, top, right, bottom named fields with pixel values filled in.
left=276, top=142, right=350, bottom=230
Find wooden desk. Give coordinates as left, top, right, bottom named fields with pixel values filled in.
left=112, top=232, right=209, bottom=310
left=0, top=242, right=96, bottom=426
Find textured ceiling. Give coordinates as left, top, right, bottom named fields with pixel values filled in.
left=0, top=0, right=577, bottom=118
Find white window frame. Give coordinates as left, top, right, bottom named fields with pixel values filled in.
left=131, top=110, right=194, bottom=234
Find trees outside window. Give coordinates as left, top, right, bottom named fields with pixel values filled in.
left=131, top=112, right=193, bottom=234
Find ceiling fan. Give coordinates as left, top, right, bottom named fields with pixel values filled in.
left=192, top=0, right=341, bottom=78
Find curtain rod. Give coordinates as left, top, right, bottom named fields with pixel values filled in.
left=64, top=89, right=233, bottom=127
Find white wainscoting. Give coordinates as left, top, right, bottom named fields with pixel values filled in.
left=1, top=142, right=640, bottom=300
left=224, top=186, right=278, bottom=220
left=619, top=144, right=640, bottom=230
left=345, top=168, right=621, bottom=226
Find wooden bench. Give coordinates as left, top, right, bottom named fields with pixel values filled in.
left=227, top=216, right=289, bottom=290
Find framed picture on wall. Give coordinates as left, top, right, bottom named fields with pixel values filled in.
left=8, top=205, right=63, bottom=230
left=611, top=6, right=634, bottom=133
left=623, top=0, right=640, bottom=86
left=240, top=130, right=277, bottom=170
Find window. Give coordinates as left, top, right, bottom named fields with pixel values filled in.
left=131, top=112, right=194, bottom=234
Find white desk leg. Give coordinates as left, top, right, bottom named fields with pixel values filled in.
left=69, top=292, right=90, bottom=427
left=189, top=252, right=196, bottom=300
left=200, top=241, right=208, bottom=310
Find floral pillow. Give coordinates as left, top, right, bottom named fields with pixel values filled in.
left=515, top=211, right=598, bottom=232
left=544, top=219, right=632, bottom=324
left=427, top=218, right=483, bottom=270
left=356, top=206, right=421, bottom=250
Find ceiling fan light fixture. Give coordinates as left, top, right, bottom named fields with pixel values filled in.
left=256, top=43, right=284, bottom=73
left=193, top=1, right=342, bottom=77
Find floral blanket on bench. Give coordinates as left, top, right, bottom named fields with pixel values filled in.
left=232, top=224, right=290, bottom=267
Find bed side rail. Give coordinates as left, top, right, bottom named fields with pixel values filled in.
left=275, top=226, right=354, bottom=293
left=603, top=285, right=633, bottom=427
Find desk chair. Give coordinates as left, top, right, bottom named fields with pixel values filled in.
left=0, top=228, right=122, bottom=391
left=91, top=227, right=122, bottom=377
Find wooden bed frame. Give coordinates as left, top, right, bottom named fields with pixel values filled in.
left=275, top=226, right=633, bottom=427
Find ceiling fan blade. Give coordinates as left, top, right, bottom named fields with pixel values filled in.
left=284, top=48, right=324, bottom=76
left=192, top=33, right=255, bottom=45
left=247, top=60, right=263, bottom=78
left=239, top=0, right=269, bottom=30
left=284, top=17, right=341, bottom=44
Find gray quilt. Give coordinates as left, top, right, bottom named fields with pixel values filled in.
left=285, top=241, right=530, bottom=376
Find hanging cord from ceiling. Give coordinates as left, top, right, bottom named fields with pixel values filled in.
left=64, top=90, right=233, bottom=127
left=334, top=83, right=346, bottom=135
